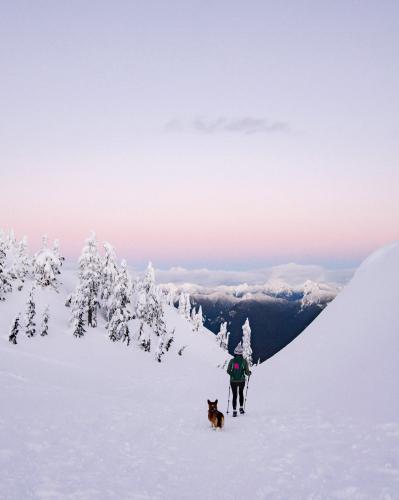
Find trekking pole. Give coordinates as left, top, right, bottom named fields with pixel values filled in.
left=226, top=384, right=231, bottom=414
left=243, top=374, right=251, bottom=412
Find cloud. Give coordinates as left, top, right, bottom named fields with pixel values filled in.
left=164, top=116, right=290, bottom=135
left=153, top=264, right=354, bottom=287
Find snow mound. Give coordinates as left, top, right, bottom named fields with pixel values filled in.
left=257, top=241, right=399, bottom=421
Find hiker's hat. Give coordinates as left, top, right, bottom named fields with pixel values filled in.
left=234, top=342, right=243, bottom=355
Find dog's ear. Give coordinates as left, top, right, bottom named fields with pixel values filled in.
left=215, top=399, right=218, bottom=404
left=207, top=399, right=210, bottom=404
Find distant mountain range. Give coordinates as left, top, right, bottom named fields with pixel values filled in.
left=167, top=281, right=340, bottom=363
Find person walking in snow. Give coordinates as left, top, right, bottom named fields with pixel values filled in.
left=227, top=342, right=251, bottom=417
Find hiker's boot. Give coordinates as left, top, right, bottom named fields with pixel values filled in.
left=239, top=407, right=245, bottom=415
left=232, top=410, right=237, bottom=417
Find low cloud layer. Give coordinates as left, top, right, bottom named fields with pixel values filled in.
left=153, top=263, right=354, bottom=287
left=164, top=116, right=290, bottom=135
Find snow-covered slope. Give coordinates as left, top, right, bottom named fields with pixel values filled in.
left=256, top=241, right=399, bottom=421
left=1, top=244, right=399, bottom=499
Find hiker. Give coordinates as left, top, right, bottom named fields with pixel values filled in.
left=227, top=342, right=251, bottom=417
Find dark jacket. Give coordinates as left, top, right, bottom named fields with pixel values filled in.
left=227, top=355, right=251, bottom=382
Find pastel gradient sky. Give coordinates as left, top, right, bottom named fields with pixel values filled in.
left=1, top=1, right=398, bottom=268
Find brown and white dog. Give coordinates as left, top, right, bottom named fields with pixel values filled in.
left=207, top=399, right=224, bottom=430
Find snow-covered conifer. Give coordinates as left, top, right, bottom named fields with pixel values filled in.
left=0, top=239, right=12, bottom=300
left=40, top=305, right=50, bottom=336
left=185, top=293, right=191, bottom=319
left=242, top=317, right=253, bottom=366
left=15, top=236, right=31, bottom=286
left=108, top=307, right=130, bottom=343
left=154, top=327, right=167, bottom=362
left=76, top=232, right=101, bottom=327
left=99, top=242, right=118, bottom=314
left=9, top=313, right=20, bottom=344
left=107, top=259, right=132, bottom=323
left=165, top=328, right=175, bottom=352
left=52, top=239, right=65, bottom=269
left=142, top=261, right=155, bottom=294
left=153, top=298, right=167, bottom=338
left=73, top=311, right=86, bottom=338
left=216, top=321, right=230, bottom=351
left=25, top=287, right=36, bottom=337
left=178, top=292, right=186, bottom=316
left=70, top=282, right=87, bottom=338
left=193, top=305, right=204, bottom=333
left=33, top=235, right=62, bottom=290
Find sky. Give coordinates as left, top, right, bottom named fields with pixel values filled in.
left=1, top=0, right=398, bottom=270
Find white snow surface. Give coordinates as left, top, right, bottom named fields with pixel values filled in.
left=257, top=241, right=399, bottom=422
left=1, top=242, right=399, bottom=499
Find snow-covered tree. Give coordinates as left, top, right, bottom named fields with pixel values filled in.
left=178, top=292, right=186, bottom=316
left=25, top=287, right=36, bottom=337
left=108, top=307, right=130, bottom=343
left=154, top=327, right=167, bottom=362
left=70, top=282, right=87, bottom=338
left=107, top=259, right=132, bottom=323
left=76, top=232, right=101, bottom=327
left=9, top=313, right=20, bottom=344
left=40, top=305, right=50, bottom=336
left=216, top=321, right=230, bottom=351
left=0, top=238, right=12, bottom=300
left=73, top=311, right=86, bottom=338
left=185, top=293, right=191, bottom=319
left=178, top=292, right=191, bottom=320
left=142, top=261, right=155, bottom=294
left=242, top=317, right=253, bottom=367
left=192, top=305, right=204, bottom=333
left=33, top=235, right=62, bottom=290
left=99, top=242, right=118, bottom=314
left=153, top=297, right=167, bottom=338
left=165, top=328, right=175, bottom=352
left=14, top=236, right=31, bottom=286
left=107, top=259, right=132, bottom=343
left=52, top=239, right=65, bottom=272
left=139, top=326, right=151, bottom=352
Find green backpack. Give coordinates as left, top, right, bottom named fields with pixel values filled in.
left=230, top=356, right=245, bottom=382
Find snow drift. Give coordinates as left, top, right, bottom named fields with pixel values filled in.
left=257, top=241, right=399, bottom=421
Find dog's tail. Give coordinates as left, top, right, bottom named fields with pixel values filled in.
left=217, top=413, right=224, bottom=428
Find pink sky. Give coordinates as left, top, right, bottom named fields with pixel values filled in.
left=1, top=2, right=398, bottom=267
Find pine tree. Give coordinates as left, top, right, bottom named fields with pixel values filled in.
left=71, top=282, right=87, bottom=338
left=142, top=261, right=155, bottom=294
left=99, top=242, right=118, bottom=315
left=25, top=287, right=36, bottom=337
left=107, top=259, right=132, bottom=323
left=32, top=235, right=62, bottom=290
left=242, top=317, right=253, bottom=367
left=40, top=305, right=50, bottom=336
left=165, top=328, right=175, bottom=352
left=0, top=236, right=12, bottom=300
left=76, top=232, right=101, bottom=327
left=73, top=311, right=86, bottom=338
left=154, top=326, right=167, bottom=362
left=216, top=321, right=230, bottom=350
left=185, top=293, right=191, bottom=320
left=178, top=292, right=186, bottom=316
left=109, top=307, right=128, bottom=342
left=153, top=297, right=167, bottom=338
left=15, top=236, right=31, bottom=287
left=193, top=305, right=204, bottom=332
left=9, top=313, right=20, bottom=344
left=135, top=289, right=147, bottom=344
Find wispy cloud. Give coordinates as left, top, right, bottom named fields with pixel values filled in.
left=164, top=116, right=290, bottom=135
